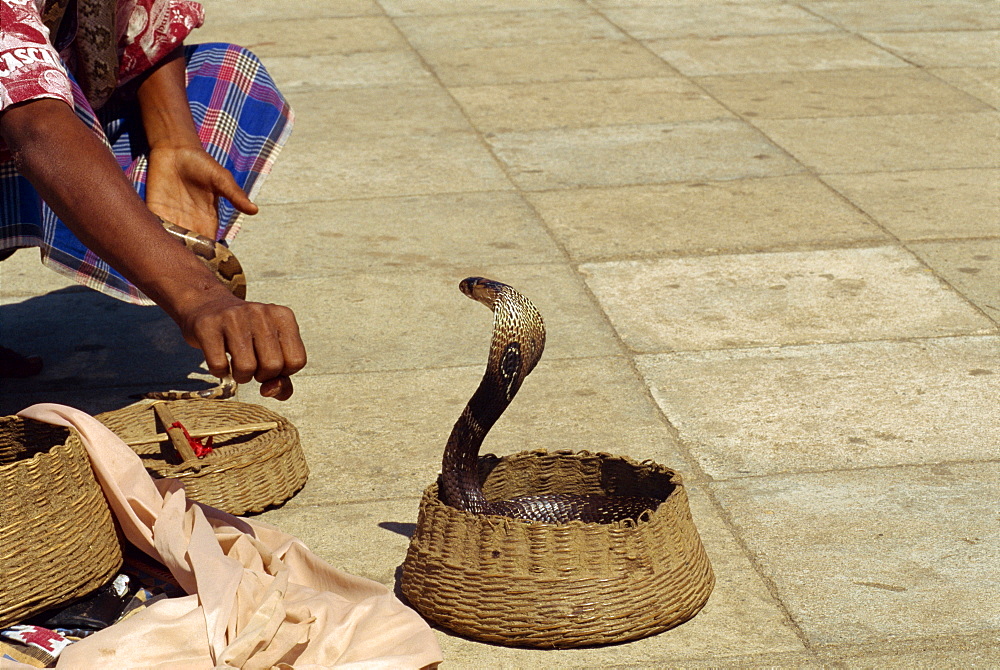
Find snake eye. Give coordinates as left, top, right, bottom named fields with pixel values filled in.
left=459, top=277, right=481, bottom=296
left=460, top=277, right=508, bottom=306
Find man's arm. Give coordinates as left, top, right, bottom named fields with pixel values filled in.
left=0, top=98, right=305, bottom=399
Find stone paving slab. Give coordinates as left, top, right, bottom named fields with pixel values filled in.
left=418, top=40, right=675, bottom=87
left=260, top=126, right=511, bottom=203
left=600, top=3, right=838, bottom=39
left=695, top=69, right=991, bottom=119
left=929, top=66, right=1000, bottom=107
left=909, top=239, right=1000, bottom=322
left=450, top=77, right=733, bottom=133
left=610, top=651, right=824, bottom=669
left=251, top=370, right=474, bottom=505
left=238, top=194, right=562, bottom=278
left=710, top=462, right=1000, bottom=646
left=200, top=0, right=380, bottom=20
left=486, top=119, right=803, bottom=190
left=394, top=9, right=626, bottom=50
left=815, top=633, right=1000, bottom=668
left=865, top=30, right=1000, bottom=68
left=590, top=0, right=770, bottom=5
left=193, top=16, right=408, bottom=56
left=753, top=112, right=1000, bottom=173
left=821, top=169, right=1000, bottom=241
left=282, top=85, right=477, bottom=139
left=257, top=51, right=434, bottom=93
left=646, top=33, right=907, bottom=76
left=379, top=0, right=584, bottom=15
left=802, top=0, right=1000, bottom=32
left=260, top=498, right=421, bottom=586
left=526, top=176, right=887, bottom=262
left=636, top=336, right=1000, bottom=478
left=581, top=246, right=993, bottom=352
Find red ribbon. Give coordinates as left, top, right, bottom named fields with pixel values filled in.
left=170, top=421, right=214, bottom=458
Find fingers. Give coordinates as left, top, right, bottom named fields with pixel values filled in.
left=212, top=167, right=259, bottom=216
left=149, top=146, right=256, bottom=237
left=191, top=316, right=233, bottom=380
left=185, top=299, right=306, bottom=400
left=272, top=305, right=307, bottom=377
left=230, top=304, right=304, bottom=383
left=260, top=376, right=294, bottom=401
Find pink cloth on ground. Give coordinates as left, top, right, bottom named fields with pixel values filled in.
left=13, top=403, right=442, bottom=669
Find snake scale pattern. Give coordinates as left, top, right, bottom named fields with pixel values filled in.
left=142, top=219, right=243, bottom=401
left=440, top=277, right=661, bottom=524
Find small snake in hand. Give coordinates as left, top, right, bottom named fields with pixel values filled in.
left=440, top=277, right=660, bottom=524
left=143, top=219, right=244, bottom=401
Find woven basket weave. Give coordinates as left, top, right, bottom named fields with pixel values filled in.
left=0, top=416, right=123, bottom=628
left=401, top=449, right=714, bottom=649
left=91, top=400, right=307, bottom=515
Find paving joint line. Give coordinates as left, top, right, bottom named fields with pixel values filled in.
left=279, top=495, right=424, bottom=510
left=703, top=456, right=1000, bottom=485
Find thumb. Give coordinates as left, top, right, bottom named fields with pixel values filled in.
left=213, top=168, right=258, bottom=216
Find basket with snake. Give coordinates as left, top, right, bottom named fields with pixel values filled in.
left=401, top=278, right=715, bottom=649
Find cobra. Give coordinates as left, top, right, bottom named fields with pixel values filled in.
left=143, top=219, right=243, bottom=401
left=440, top=277, right=660, bottom=524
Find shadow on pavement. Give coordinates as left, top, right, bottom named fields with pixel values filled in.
left=0, top=287, right=210, bottom=415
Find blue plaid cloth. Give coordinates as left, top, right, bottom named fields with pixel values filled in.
left=0, top=43, right=293, bottom=305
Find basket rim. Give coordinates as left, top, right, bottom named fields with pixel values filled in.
left=432, top=448, right=684, bottom=530
left=0, top=416, right=75, bottom=474
left=92, top=399, right=298, bottom=477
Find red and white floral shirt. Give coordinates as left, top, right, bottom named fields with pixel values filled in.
left=0, top=0, right=204, bottom=112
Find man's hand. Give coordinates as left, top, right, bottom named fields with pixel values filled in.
left=132, top=44, right=306, bottom=399
left=1, top=98, right=308, bottom=400
left=178, top=293, right=306, bottom=401
left=139, top=46, right=259, bottom=241
left=146, top=144, right=258, bottom=241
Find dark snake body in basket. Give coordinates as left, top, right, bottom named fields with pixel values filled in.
left=143, top=219, right=243, bottom=401
left=441, top=277, right=660, bottom=524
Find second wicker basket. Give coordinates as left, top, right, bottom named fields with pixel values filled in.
left=401, top=449, right=714, bottom=649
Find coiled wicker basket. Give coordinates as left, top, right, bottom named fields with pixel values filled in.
left=401, top=449, right=714, bottom=649
left=91, top=400, right=307, bottom=515
left=0, top=416, right=123, bottom=628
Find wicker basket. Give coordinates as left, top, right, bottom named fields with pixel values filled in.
left=0, top=416, right=123, bottom=628
left=90, top=400, right=307, bottom=515
left=401, top=449, right=714, bottom=649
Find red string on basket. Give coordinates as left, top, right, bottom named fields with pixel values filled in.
left=170, top=421, right=214, bottom=458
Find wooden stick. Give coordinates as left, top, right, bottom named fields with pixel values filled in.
left=126, top=421, right=280, bottom=447
left=151, top=402, right=199, bottom=463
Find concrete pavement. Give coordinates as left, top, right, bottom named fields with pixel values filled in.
left=1, top=0, right=998, bottom=666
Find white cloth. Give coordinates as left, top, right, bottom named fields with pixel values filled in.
left=12, top=403, right=442, bottom=669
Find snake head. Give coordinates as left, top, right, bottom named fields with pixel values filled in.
left=459, top=277, right=507, bottom=309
